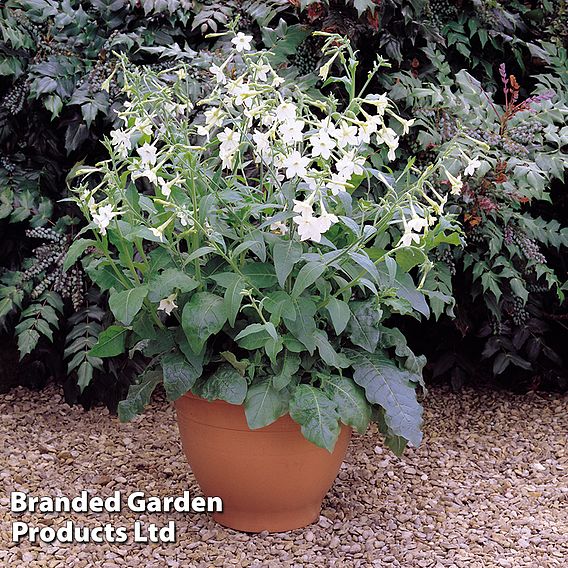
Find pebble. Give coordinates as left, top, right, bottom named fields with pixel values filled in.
left=0, top=385, right=565, bottom=568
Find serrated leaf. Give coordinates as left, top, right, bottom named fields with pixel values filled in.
left=244, top=382, right=289, bottom=429
left=200, top=364, right=247, bottom=404
left=181, top=292, right=227, bottom=352
left=109, top=286, right=148, bottom=326
left=289, top=385, right=340, bottom=452
left=89, top=325, right=128, bottom=358
left=323, top=375, right=371, bottom=434
left=273, top=239, right=303, bottom=287
left=17, top=329, right=40, bottom=359
left=351, top=352, right=423, bottom=447
left=162, top=351, right=202, bottom=401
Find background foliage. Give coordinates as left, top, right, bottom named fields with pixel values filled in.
left=0, top=0, right=566, bottom=405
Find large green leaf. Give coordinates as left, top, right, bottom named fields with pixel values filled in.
left=314, top=330, right=350, bottom=369
left=148, top=269, right=198, bottom=302
left=224, top=275, right=246, bottom=327
left=118, top=369, right=161, bottom=422
left=282, top=297, right=317, bottom=354
left=351, top=352, right=423, bottom=447
left=109, top=286, right=148, bottom=326
left=244, top=382, right=289, bottom=429
left=289, top=385, right=340, bottom=452
left=17, top=329, right=40, bottom=359
left=200, top=364, right=247, bottom=404
left=291, top=261, right=326, bottom=298
left=348, top=300, right=381, bottom=353
left=162, top=351, right=202, bottom=401
left=89, top=325, right=128, bottom=358
left=272, top=350, right=301, bottom=391
left=264, top=291, right=296, bottom=324
left=63, top=238, right=95, bottom=271
left=182, top=292, right=227, bottom=352
left=323, top=375, right=371, bottom=434
left=241, top=263, right=278, bottom=288
left=326, top=297, right=351, bottom=335
left=273, top=239, right=303, bottom=287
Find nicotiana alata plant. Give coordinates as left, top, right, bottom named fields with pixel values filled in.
left=69, top=32, right=470, bottom=454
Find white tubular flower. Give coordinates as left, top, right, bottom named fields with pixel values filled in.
left=310, top=132, right=336, bottom=159
left=205, top=107, right=225, bottom=128
left=132, top=168, right=158, bottom=184
left=134, top=117, right=153, bottom=136
left=252, top=130, right=271, bottom=160
left=396, top=116, right=415, bottom=135
left=357, top=121, right=378, bottom=144
left=319, top=117, right=338, bottom=138
left=269, top=220, right=288, bottom=234
left=209, top=63, right=227, bottom=84
left=464, top=156, right=482, bottom=177
left=232, top=32, right=253, bottom=52
left=158, top=293, right=178, bottom=315
left=283, top=151, right=310, bottom=179
left=254, top=62, right=272, bottom=82
left=292, top=199, right=314, bottom=217
left=110, top=129, right=131, bottom=158
left=336, top=150, right=365, bottom=178
left=333, top=121, right=359, bottom=148
left=377, top=127, right=399, bottom=161
left=278, top=119, right=304, bottom=145
left=294, top=215, right=325, bottom=242
left=92, top=204, right=119, bottom=236
left=398, top=229, right=422, bottom=248
left=364, top=93, right=389, bottom=115
left=137, top=142, right=158, bottom=167
left=444, top=168, right=464, bottom=195
left=275, top=101, right=297, bottom=122
left=218, top=127, right=239, bottom=151
left=326, top=172, right=349, bottom=196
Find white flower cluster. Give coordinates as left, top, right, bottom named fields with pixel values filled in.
left=197, top=43, right=413, bottom=243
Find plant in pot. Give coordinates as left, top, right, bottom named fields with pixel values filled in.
left=69, top=32, right=466, bottom=532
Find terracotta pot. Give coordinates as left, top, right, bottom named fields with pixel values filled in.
left=174, top=392, right=352, bottom=533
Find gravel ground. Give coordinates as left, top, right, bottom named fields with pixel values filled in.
left=0, top=385, right=566, bottom=568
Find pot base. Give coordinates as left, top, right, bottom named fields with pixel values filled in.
left=213, top=506, right=319, bottom=533
left=175, top=393, right=351, bottom=533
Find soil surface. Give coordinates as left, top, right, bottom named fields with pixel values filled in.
left=1, top=385, right=566, bottom=567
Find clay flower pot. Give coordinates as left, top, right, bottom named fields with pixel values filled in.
left=175, top=392, right=352, bottom=533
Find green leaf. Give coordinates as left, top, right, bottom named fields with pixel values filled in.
left=272, top=350, right=301, bottom=391
left=200, top=364, right=247, bottom=405
left=109, top=287, right=148, bottom=326
left=351, top=352, right=423, bottom=447
left=147, top=269, right=198, bottom=302
left=326, top=298, right=351, bottom=335
left=289, top=385, right=340, bottom=452
left=323, top=375, right=371, bottom=434
left=89, top=325, right=128, bottom=358
left=182, top=292, right=227, bottom=352
left=242, top=263, right=278, bottom=288
left=291, top=261, right=326, bottom=298
left=77, top=362, right=94, bottom=393
left=220, top=351, right=248, bottom=375
left=244, top=382, right=289, bottom=429
left=224, top=275, right=246, bottom=327
left=264, top=291, right=296, bottom=324
left=118, top=369, right=162, bottom=422
left=314, top=330, right=351, bottom=369
left=282, top=297, right=317, bottom=354
left=348, top=300, right=381, bottom=353
left=17, top=329, right=40, bottom=359
left=273, top=239, right=303, bottom=287
left=162, top=351, right=203, bottom=401
left=63, top=238, right=95, bottom=271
